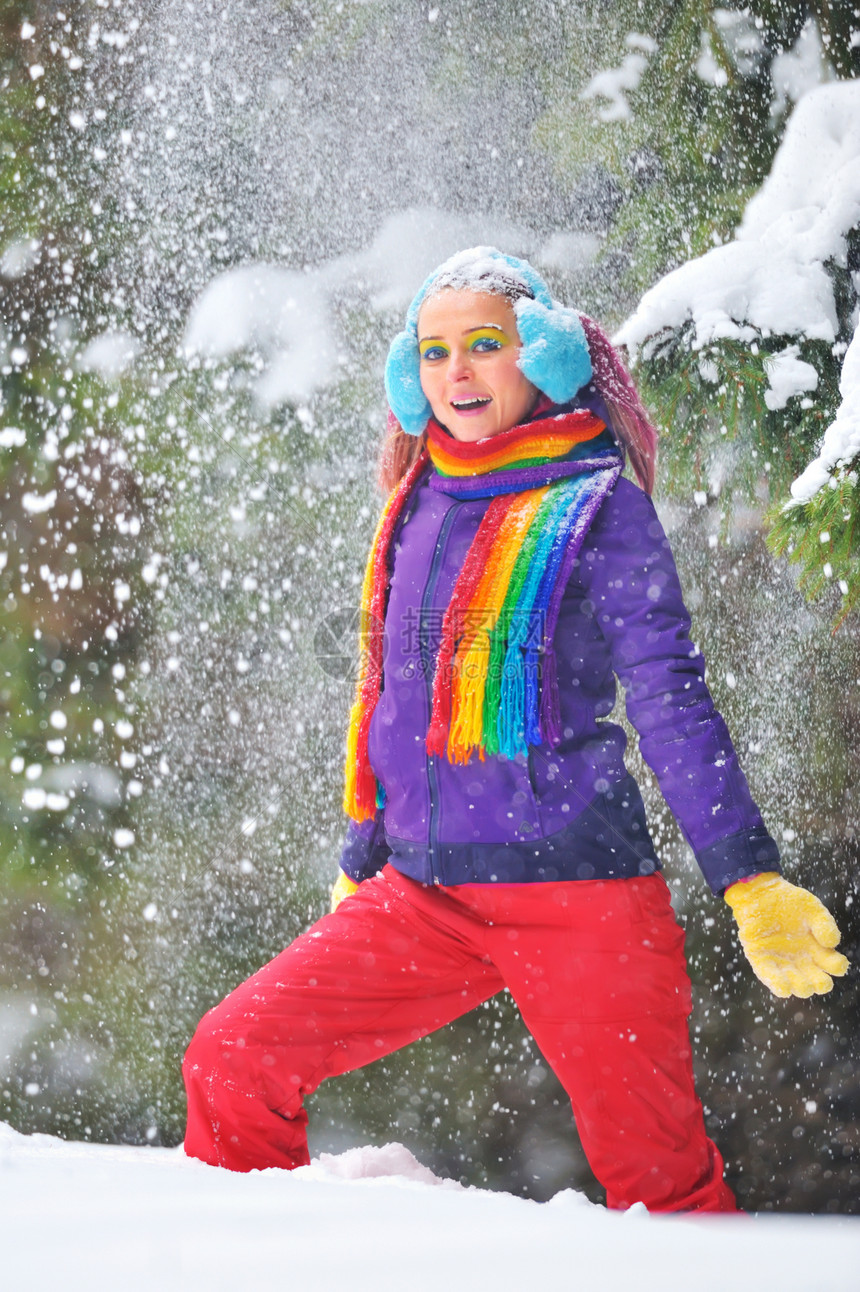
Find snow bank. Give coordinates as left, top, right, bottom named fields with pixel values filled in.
left=183, top=208, right=599, bottom=407
left=615, top=81, right=860, bottom=357
left=2, top=1124, right=859, bottom=1292
left=790, top=326, right=860, bottom=503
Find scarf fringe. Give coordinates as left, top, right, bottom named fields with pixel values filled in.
left=426, top=496, right=508, bottom=757
left=344, top=451, right=429, bottom=822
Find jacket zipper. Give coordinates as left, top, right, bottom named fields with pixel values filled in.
left=420, top=503, right=460, bottom=885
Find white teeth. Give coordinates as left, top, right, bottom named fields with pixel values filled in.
left=451, top=397, right=491, bottom=410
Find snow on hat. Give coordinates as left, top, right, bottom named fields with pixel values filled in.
left=384, top=246, right=593, bottom=435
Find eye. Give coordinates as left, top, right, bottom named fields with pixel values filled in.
left=419, top=343, right=449, bottom=361
left=470, top=335, right=503, bottom=353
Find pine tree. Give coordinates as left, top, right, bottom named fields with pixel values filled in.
left=0, top=0, right=171, bottom=1138
left=540, top=4, right=860, bottom=620
left=541, top=1, right=859, bottom=303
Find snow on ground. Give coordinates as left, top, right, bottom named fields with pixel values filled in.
left=2, top=1123, right=859, bottom=1292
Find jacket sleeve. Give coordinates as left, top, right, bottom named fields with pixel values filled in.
left=337, top=809, right=392, bottom=883
left=576, top=479, right=781, bottom=895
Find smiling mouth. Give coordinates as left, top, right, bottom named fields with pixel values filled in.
left=450, top=397, right=492, bottom=412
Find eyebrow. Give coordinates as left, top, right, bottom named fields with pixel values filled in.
left=418, top=323, right=508, bottom=342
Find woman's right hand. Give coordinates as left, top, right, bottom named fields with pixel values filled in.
left=330, top=870, right=360, bottom=913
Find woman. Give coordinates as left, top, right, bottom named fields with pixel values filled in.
left=183, top=248, right=848, bottom=1211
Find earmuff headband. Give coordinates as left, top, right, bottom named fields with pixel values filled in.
left=385, top=247, right=593, bottom=436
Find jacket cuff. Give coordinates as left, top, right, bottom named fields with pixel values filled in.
left=695, top=826, right=782, bottom=896
left=338, top=815, right=391, bottom=884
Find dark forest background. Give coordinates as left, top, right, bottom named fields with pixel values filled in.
left=1, top=0, right=858, bottom=1212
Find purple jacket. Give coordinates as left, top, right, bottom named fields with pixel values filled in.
left=340, top=434, right=780, bottom=896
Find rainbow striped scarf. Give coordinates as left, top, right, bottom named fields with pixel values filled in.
left=344, top=409, right=623, bottom=823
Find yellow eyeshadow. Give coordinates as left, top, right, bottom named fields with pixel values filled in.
left=418, top=328, right=510, bottom=357
left=466, top=328, right=511, bottom=347
left=419, top=339, right=449, bottom=357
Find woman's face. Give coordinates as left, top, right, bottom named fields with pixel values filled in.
left=416, top=289, right=539, bottom=441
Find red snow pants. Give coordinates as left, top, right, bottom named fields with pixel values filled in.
left=183, top=865, right=737, bottom=1212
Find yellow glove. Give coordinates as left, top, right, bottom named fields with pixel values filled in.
left=330, top=870, right=359, bottom=913
left=724, top=872, right=850, bottom=999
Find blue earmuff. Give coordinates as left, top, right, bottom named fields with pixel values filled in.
left=384, top=329, right=429, bottom=436
left=513, top=297, right=592, bottom=408
left=384, top=247, right=593, bottom=436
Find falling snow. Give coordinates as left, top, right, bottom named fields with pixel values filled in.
left=1, top=0, right=858, bottom=1228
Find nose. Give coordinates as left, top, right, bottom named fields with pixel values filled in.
left=447, top=346, right=474, bottom=382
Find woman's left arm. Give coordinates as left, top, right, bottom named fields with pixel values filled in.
left=578, top=479, right=778, bottom=895
left=579, top=480, right=848, bottom=996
